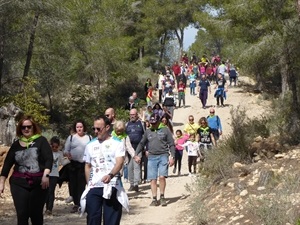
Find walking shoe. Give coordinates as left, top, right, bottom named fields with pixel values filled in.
left=150, top=199, right=159, bottom=206
left=172, top=167, right=176, bottom=174
left=45, top=210, right=52, bottom=215
left=188, top=172, right=192, bottom=177
left=70, top=205, right=79, bottom=213
left=128, top=185, right=135, bottom=191
left=178, top=171, right=181, bottom=176
left=65, top=196, right=73, bottom=203
left=160, top=198, right=167, bottom=207
left=133, top=185, right=139, bottom=192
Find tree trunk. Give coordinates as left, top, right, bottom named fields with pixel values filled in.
left=280, top=50, right=289, bottom=98
left=175, top=28, right=184, bottom=58
left=0, top=20, right=5, bottom=92
left=159, top=32, right=167, bottom=63
left=23, top=12, right=39, bottom=79
left=297, top=0, right=300, bottom=18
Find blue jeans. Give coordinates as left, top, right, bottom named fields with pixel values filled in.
left=147, top=154, right=169, bottom=180
left=86, top=187, right=122, bottom=225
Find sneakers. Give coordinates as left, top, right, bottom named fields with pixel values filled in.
left=160, top=198, right=167, bottom=207
left=65, top=196, right=73, bottom=203
left=70, top=205, right=79, bottom=213
left=188, top=172, right=192, bottom=177
left=45, top=210, right=52, bottom=215
left=178, top=171, right=181, bottom=176
left=128, top=186, right=134, bottom=191
left=150, top=199, right=159, bottom=206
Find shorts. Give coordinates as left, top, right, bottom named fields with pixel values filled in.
left=147, top=154, right=169, bottom=180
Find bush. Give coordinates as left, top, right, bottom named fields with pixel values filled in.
left=200, top=107, right=270, bottom=180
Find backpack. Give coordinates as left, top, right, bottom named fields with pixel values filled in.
left=163, top=96, right=175, bottom=106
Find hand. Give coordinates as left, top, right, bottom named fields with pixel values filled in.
left=66, top=152, right=72, bottom=160
left=101, top=174, right=112, bottom=184
left=134, top=155, right=141, bottom=164
left=169, top=157, right=175, bottom=167
left=219, top=131, right=222, bottom=135
left=41, top=176, right=50, bottom=189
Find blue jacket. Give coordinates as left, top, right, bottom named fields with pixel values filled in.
left=207, top=115, right=222, bottom=131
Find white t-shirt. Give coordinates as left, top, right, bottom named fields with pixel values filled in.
left=158, top=75, right=165, bottom=90
left=181, top=141, right=199, bottom=156
left=83, top=137, right=125, bottom=188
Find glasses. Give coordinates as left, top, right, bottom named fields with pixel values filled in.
left=210, top=112, right=215, bottom=114
left=92, top=126, right=105, bottom=132
left=189, top=119, right=194, bottom=121
left=21, top=125, right=33, bottom=130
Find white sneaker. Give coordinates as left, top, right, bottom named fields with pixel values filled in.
left=188, top=172, right=192, bottom=177
left=65, top=196, right=73, bottom=203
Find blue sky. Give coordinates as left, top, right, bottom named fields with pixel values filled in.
left=183, top=26, right=198, bottom=50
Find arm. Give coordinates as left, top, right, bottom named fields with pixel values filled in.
left=0, top=176, right=6, bottom=197
left=166, top=129, right=175, bottom=166
left=125, top=137, right=141, bottom=163
left=64, top=135, right=72, bottom=159
left=217, top=116, right=223, bottom=135
left=102, top=156, right=124, bottom=184
left=85, top=163, right=92, bottom=184
left=135, top=131, right=148, bottom=155
left=210, top=133, right=216, bottom=146
left=41, top=137, right=53, bottom=189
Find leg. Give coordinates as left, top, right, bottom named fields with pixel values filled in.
left=103, top=188, right=122, bottom=225
left=203, top=90, right=208, bottom=108
left=46, top=176, right=59, bottom=211
left=86, top=188, right=103, bottom=225
left=188, top=156, right=192, bottom=173
left=178, top=151, right=183, bottom=173
left=10, top=182, right=30, bottom=225
left=147, top=156, right=159, bottom=200
left=159, top=89, right=162, bottom=103
left=142, top=153, right=148, bottom=181
left=182, top=93, right=185, bottom=106
left=29, top=184, right=48, bottom=225
left=220, top=96, right=224, bottom=106
left=216, top=96, right=220, bottom=106
left=127, top=155, right=134, bottom=189
left=192, top=156, right=197, bottom=173
left=158, top=176, right=166, bottom=196
left=133, top=152, right=142, bottom=187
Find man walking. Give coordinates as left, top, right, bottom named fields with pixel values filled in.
left=125, top=109, right=144, bottom=192
left=135, top=114, right=175, bottom=207
left=207, top=108, right=223, bottom=142
left=198, top=74, right=211, bottom=109
left=83, top=115, right=125, bottom=225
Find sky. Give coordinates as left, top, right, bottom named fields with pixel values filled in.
left=183, top=25, right=198, bottom=50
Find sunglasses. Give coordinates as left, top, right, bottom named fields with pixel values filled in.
left=21, top=125, right=33, bottom=130
left=92, top=126, right=105, bottom=132
left=210, top=112, right=215, bottom=114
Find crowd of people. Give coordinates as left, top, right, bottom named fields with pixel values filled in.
left=0, top=52, right=234, bottom=225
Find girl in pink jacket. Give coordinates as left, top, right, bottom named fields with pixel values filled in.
left=173, top=130, right=189, bottom=176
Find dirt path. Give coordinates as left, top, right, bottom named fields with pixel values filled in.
left=0, top=76, right=269, bottom=225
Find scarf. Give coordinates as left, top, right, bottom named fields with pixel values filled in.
left=20, top=134, right=41, bottom=148
left=150, top=122, right=165, bottom=131
left=111, top=130, right=127, bottom=140
left=199, top=127, right=210, bottom=135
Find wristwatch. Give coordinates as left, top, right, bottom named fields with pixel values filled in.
left=108, top=173, right=114, bottom=179
left=44, top=174, right=50, bottom=178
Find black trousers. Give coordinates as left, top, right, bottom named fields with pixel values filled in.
left=68, top=161, right=86, bottom=206
left=10, top=179, right=47, bottom=225
left=45, top=176, right=59, bottom=211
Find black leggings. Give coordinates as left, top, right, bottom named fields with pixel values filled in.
left=45, top=176, right=59, bottom=211
left=174, top=150, right=183, bottom=172
left=10, top=181, right=47, bottom=225
left=68, top=161, right=86, bottom=206
left=188, top=156, right=198, bottom=173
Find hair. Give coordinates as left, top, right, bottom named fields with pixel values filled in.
left=113, top=120, right=125, bottom=131
left=50, top=136, right=60, bottom=145
left=189, top=133, right=196, bottom=138
left=176, top=129, right=182, bottom=135
left=198, top=117, right=208, bottom=126
left=160, top=114, right=174, bottom=134
left=72, top=119, right=87, bottom=133
left=94, top=115, right=111, bottom=127
left=16, top=115, right=41, bottom=137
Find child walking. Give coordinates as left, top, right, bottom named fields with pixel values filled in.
left=179, top=133, right=201, bottom=176
left=45, top=136, right=63, bottom=215
left=174, top=130, right=189, bottom=176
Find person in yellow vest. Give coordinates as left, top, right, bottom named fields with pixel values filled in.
left=183, top=115, right=200, bottom=135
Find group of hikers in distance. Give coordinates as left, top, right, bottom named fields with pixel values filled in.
left=0, top=51, right=233, bottom=225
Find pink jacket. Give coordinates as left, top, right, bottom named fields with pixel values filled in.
left=175, top=134, right=189, bottom=150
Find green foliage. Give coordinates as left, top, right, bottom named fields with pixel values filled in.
left=201, top=107, right=270, bottom=179
left=12, top=78, right=49, bottom=126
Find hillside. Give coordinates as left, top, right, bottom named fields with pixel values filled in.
left=1, top=76, right=299, bottom=225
